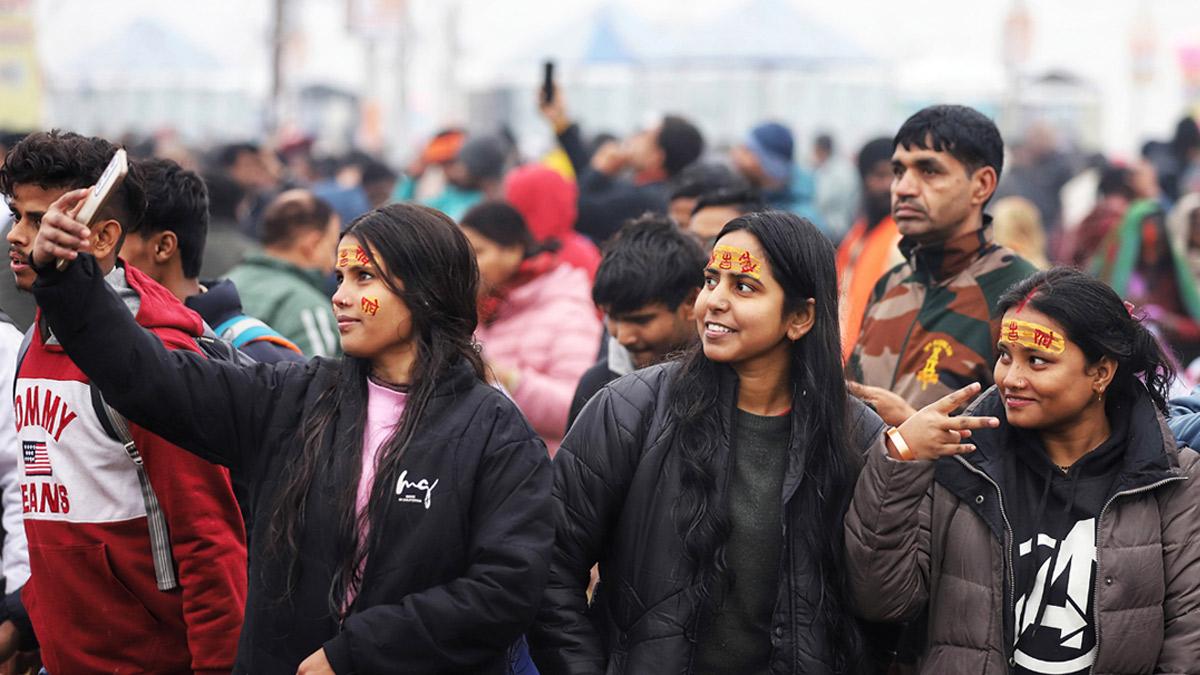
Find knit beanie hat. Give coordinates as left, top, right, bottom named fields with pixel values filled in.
left=744, top=122, right=794, bottom=183
left=458, top=136, right=508, bottom=182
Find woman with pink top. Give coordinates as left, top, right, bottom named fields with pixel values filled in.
left=26, top=199, right=552, bottom=674
left=461, top=201, right=603, bottom=454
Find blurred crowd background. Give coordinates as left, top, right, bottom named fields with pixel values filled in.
left=3, top=0, right=1200, bottom=376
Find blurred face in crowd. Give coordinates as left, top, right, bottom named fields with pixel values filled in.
left=310, top=213, right=343, bottom=275
left=444, top=160, right=473, bottom=190
left=603, top=296, right=699, bottom=369
left=332, top=235, right=414, bottom=363
left=228, top=148, right=279, bottom=193
left=696, top=229, right=813, bottom=370
left=625, top=124, right=665, bottom=175
left=891, top=137, right=996, bottom=243
left=862, top=158, right=894, bottom=224
left=460, top=225, right=523, bottom=294
left=1188, top=208, right=1200, bottom=252
left=690, top=205, right=742, bottom=244
left=1131, top=159, right=1160, bottom=200
left=995, top=306, right=1114, bottom=431
left=669, top=196, right=698, bottom=228
left=7, top=184, right=66, bottom=291
left=730, top=145, right=766, bottom=186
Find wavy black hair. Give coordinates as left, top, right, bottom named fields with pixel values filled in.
left=667, top=210, right=865, bottom=672
left=265, top=203, right=485, bottom=615
left=0, top=129, right=146, bottom=233
left=997, top=267, right=1174, bottom=413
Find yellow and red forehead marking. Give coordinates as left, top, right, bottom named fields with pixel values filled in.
left=708, top=244, right=763, bottom=281
left=1001, top=319, right=1065, bottom=354
left=361, top=297, right=380, bottom=316
left=337, top=245, right=371, bottom=269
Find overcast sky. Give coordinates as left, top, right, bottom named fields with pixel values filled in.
left=29, top=0, right=1200, bottom=152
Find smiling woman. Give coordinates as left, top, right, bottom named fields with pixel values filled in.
left=531, top=211, right=889, bottom=673
left=845, top=267, right=1200, bottom=674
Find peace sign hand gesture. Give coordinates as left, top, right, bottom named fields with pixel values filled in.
left=891, top=382, right=999, bottom=461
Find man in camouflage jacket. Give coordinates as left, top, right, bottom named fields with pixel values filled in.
left=848, top=105, right=1036, bottom=422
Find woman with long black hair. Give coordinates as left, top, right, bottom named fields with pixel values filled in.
left=529, top=211, right=993, bottom=674
left=845, top=267, right=1200, bottom=673
left=28, top=195, right=553, bottom=674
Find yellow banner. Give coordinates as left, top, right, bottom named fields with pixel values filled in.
left=0, top=0, right=42, bottom=129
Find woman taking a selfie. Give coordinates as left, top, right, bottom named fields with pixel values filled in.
left=529, top=211, right=994, bottom=674
left=845, top=267, right=1200, bottom=673
left=29, top=196, right=553, bottom=674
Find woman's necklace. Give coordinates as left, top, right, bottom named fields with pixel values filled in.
left=368, top=374, right=410, bottom=393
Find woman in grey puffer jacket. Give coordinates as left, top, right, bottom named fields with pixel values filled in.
left=845, top=269, right=1200, bottom=674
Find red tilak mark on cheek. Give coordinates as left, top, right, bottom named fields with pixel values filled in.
left=361, top=297, right=380, bottom=316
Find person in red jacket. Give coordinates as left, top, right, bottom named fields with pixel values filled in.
left=0, top=131, right=246, bottom=673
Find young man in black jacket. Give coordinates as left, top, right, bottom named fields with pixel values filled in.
left=568, top=215, right=705, bottom=427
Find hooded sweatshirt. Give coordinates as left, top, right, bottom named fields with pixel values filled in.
left=17, top=262, right=246, bottom=674
left=505, top=164, right=601, bottom=282
left=1003, top=416, right=1125, bottom=674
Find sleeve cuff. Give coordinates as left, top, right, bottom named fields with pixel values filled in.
left=323, top=633, right=353, bottom=674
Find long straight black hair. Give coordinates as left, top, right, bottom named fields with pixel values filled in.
left=264, top=203, right=486, bottom=615
left=667, top=211, right=865, bottom=671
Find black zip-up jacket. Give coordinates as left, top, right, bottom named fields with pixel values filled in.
left=529, top=362, right=886, bottom=674
left=31, top=254, right=554, bottom=674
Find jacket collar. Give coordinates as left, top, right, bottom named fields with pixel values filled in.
left=936, top=384, right=1184, bottom=538
left=899, top=215, right=995, bottom=285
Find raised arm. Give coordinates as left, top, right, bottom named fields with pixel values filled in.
left=29, top=189, right=304, bottom=472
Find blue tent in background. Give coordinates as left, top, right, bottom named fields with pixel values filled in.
left=517, top=0, right=875, bottom=69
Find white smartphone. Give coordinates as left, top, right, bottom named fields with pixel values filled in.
left=56, top=148, right=128, bottom=271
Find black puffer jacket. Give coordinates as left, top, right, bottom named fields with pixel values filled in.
left=32, top=254, right=554, bottom=674
left=529, top=362, right=885, bottom=674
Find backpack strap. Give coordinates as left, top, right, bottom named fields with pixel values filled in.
left=12, top=326, right=34, bottom=403
left=89, top=386, right=178, bottom=591
left=214, top=315, right=302, bottom=355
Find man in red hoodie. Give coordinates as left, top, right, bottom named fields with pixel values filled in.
left=0, top=131, right=246, bottom=673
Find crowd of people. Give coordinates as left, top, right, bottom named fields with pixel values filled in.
left=0, top=90, right=1197, bottom=675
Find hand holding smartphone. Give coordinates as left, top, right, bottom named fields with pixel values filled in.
left=55, top=149, right=128, bottom=271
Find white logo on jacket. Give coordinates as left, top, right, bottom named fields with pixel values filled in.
left=1013, top=518, right=1097, bottom=672
left=396, top=470, right=439, bottom=509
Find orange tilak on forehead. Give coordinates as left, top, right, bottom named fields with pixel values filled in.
left=708, top=244, right=763, bottom=280
left=1000, top=318, right=1065, bottom=354
left=337, top=245, right=371, bottom=268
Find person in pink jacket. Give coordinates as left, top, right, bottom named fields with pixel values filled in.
left=460, top=201, right=602, bottom=455
left=504, top=164, right=601, bottom=282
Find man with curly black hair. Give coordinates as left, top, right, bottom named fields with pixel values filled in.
left=0, top=130, right=247, bottom=673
